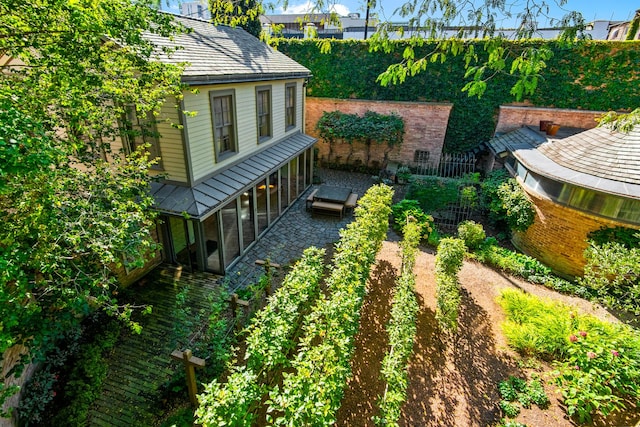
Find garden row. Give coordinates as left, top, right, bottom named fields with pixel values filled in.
left=374, top=218, right=421, bottom=426
left=196, top=184, right=393, bottom=426
left=389, top=169, right=640, bottom=424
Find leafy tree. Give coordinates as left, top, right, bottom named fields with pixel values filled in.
left=0, top=0, right=185, bottom=409
left=209, top=0, right=263, bottom=37
left=278, top=0, right=639, bottom=126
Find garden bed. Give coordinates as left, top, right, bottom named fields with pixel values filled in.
left=335, top=233, right=638, bottom=427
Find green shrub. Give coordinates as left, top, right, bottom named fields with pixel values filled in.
left=375, top=220, right=420, bottom=426
left=481, top=170, right=535, bottom=233
left=391, top=199, right=434, bottom=238
left=499, top=400, right=520, bottom=418
left=587, top=226, right=640, bottom=248
left=498, top=288, right=640, bottom=423
left=473, top=240, right=592, bottom=299
left=498, top=375, right=549, bottom=412
left=499, top=290, right=573, bottom=359
left=579, top=236, right=640, bottom=315
left=435, top=238, right=465, bottom=277
left=50, top=319, right=121, bottom=426
left=460, top=185, right=479, bottom=208
left=406, top=176, right=461, bottom=213
left=435, top=238, right=466, bottom=333
left=457, top=220, right=486, bottom=249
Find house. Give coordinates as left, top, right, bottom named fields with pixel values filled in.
left=488, top=119, right=640, bottom=277
left=128, top=14, right=316, bottom=277
left=607, top=9, right=640, bottom=40
left=259, top=13, right=376, bottom=39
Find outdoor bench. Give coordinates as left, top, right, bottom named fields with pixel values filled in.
left=306, top=188, right=318, bottom=211
left=311, top=200, right=344, bottom=218
left=344, top=193, right=358, bottom=213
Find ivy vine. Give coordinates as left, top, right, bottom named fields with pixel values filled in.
left=279, top=39, right=640, bottom=153
left=316, top=110, right=404, bottom=166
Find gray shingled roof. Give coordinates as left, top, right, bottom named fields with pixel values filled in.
left=487, top=126, right=547, bottom=157
left=151, top=132, right=316, bottom=218
left=539, top=125, right=640, bottom=186
left=145, top=14, right=311, bottom=84
left=488, top=125, right=640, bottom=200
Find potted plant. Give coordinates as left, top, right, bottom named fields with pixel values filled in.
left=396, top=165, right=411, bottom=184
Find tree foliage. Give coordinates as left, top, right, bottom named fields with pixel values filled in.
left=209, top=0, right=263, bottom=37
left=0, top=0, right=185, bottom=400
left=274, top=1, right=639, bottom=136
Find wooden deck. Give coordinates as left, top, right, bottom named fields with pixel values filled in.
left=87, top=265, right=223, bottom=426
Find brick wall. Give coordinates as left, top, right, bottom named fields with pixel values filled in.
left=511, top=185, right=638, bottom=278
left=495, top=105, right=605, bottom=134
left=305, top=97, right=452, bottom=168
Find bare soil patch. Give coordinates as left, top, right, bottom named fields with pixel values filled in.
left=336, top=232, right=639, bottom=427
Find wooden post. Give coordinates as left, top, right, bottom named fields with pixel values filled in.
left=255, top=259, right=281, bottom=296
left=171, top=349, right=205, bottom=407
left=228, top=293, right=250, bottom=330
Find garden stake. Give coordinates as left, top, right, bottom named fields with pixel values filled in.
left=171, top=349, right=205, bottom=407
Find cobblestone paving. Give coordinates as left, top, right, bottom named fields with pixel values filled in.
left=89, top=169, right=380, bottom=426
left=225, top=168, right=378, bottom=291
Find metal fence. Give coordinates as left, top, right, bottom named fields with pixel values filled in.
left=413, top=152, right=476, bottom=178
left=411, top=152, right=478, bottom=231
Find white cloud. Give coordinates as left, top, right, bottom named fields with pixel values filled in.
left=278, top=1, right=350, bottom=16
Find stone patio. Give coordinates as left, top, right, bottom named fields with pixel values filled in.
left=87, top=168, right=383, bottom=425
left=224, top=168, right=379, bottom=291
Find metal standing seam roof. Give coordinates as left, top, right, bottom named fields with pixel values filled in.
left=144, top=14, right=311, bottom=84
left=487, top=125, right=640, bottom=200
left=150, top=132, right=317, bottom=218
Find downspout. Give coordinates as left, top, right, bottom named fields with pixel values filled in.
left=302, top=79, right=308, bottom=134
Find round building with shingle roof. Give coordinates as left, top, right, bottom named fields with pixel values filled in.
left=488, top=123, right=640, bottom=277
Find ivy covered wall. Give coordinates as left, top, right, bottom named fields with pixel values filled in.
left=277, top=39, right=640, bottom=153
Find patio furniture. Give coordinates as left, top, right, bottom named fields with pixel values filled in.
left=344, top=193, right=358, bottom=214
left=313, top=185, right=351, bottom=204
left=311, top=200, right=344, bottom=219
left=306, top=188, right=318, bottom=211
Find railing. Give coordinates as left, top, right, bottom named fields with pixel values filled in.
left=411, top=152, right=478, bottom=231
left=413, top=152, right=476, bottom=178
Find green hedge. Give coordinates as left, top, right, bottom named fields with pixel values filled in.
left=276, top=39, right=640, bottom=153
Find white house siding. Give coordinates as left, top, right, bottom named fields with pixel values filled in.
left=183, top=79, right=306, bottom=184
left=156, top=99, right=188, bottom=183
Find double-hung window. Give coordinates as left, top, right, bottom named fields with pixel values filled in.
left=285, top=83, right=296, bottom=130
left=122, top=106, right=163, bottom=170
left=210, top=90, right=237, bottom=160
left=256, top=86, right=272, bottom=142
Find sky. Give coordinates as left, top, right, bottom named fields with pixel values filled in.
left=165, top=0, right=638, bottom=24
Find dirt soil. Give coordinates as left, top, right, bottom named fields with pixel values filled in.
left=335, top=231, right=639, bottom=427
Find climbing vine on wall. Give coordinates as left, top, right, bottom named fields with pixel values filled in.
left=316, top=110, right=404, bottom=166
left=277, top=39, right=640, bottom=153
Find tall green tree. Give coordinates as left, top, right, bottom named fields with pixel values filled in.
left=209, top=0, right=264, bottom=37
left=283, top=0, right=638, bottom=127
left=0, top=0, right=185, bottom=409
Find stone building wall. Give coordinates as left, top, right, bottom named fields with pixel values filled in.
left=1, top=345, right=37, bottom=427
left=305, top=97, right=452, bottom=169
left=495, top=105, right=605, bottom=134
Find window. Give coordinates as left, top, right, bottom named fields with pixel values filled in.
left=122, top=106, right=163, bottom=169
left=285, top=83, right=296, bottom=129
left=256, top=86, right=272, bottom=142
left=210, top=90, right=237, bottom=160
